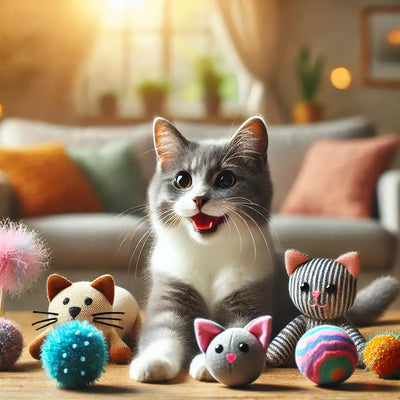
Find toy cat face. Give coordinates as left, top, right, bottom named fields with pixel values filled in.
left=286, top=250, right=359, bottom=320
left=45, top=274, right=116, bottom=333
left=194, top=316, right=271, bottom=386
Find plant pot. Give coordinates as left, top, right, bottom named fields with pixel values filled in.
left=142, top=93, right=167, bottom=117
left=292, top=101, right=323, bottom=124
left=204, top=94, right=221, bottom=117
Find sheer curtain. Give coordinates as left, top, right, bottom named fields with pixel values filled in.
left=215, top=0, right=281, bottom=122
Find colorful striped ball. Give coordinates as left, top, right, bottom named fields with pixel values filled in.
left=295, top=325, right=357, bottom=386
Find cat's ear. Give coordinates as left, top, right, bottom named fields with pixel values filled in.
left=229, top=116, right=268, bottom=163
left=285, top=249, right=311, bottom=276
left=194, top=318, right=225, bottom=353
left=153, top=117, right=188, bottom=167
left=244, top=315, right=272, bottom=352
left=47, top=274, right=72, bottom=302
left=335, top=252, right=360, bottom=278
left=91, top=274, right=115, bottom=305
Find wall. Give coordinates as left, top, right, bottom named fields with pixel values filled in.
left=274, top=0, right=400, bottom=135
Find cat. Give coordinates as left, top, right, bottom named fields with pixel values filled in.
left=266, top=250, right=367, bottom=368
left=29, top=274, right=141, bottom=364
left=129, top=116, right=398, bottom=382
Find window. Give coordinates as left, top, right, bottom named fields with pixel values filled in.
left=75, top=0, right=243, bottom=119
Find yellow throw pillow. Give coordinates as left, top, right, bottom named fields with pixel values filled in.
left=0, top=143, right=102, bottom=217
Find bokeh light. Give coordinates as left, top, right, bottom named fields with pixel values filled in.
left=330, top=67, right=352, bottom=90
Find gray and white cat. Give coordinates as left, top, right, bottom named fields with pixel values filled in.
left=129, top=116, right=398, bottom=382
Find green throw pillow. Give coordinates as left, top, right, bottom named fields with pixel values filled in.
left=68, top=140, right=146, bottom=213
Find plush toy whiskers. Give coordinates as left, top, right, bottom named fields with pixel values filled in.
left=29, top=274, right=141, bottom=364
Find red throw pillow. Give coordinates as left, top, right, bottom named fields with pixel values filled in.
left=280, top=135, right=399, bottom=218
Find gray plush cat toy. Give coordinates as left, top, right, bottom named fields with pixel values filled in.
left=194, top=316, right=272, bottom=387
left=266, top=249, right=366, bottom=368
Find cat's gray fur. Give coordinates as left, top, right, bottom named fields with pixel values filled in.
left=129, top=117, right=398, bottom=382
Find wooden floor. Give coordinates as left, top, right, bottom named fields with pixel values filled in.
left=2, top=311, right=400, bottom=399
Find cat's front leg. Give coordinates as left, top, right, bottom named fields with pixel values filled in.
left=189, top=353, right=215, bottom=381
left=130, top=277, right=208, bottom=382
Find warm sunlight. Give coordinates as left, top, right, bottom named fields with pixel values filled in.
left=330, top=67, right=352, bottom=90
left=386, top=29, right=400, bottom=46
left=108, top=0, right=147, bottom=11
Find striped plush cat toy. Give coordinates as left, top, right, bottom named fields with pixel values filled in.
left=266, top=249, right=366, bottom=369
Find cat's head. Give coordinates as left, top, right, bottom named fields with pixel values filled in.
left=46, top=274, right=117, bottom=333
left=148, top=116, right=272, bottom=243
left=285, top=250, right=360, bottom=320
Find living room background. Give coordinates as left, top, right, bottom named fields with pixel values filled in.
left=1, top=0, right=399, bottom=136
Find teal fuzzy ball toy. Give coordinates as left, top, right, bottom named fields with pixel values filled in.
left=41, top=320, right=108, bottom=388
left=0, top=318, right=23, bottom=370
left=295, top=325, right=358, bottom=386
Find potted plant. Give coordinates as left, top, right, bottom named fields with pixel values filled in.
left=292, top=46, right=324, bottom=124
left=136, top=78, right=170, bottom=117
left=195, top=55, right=227, bottom=117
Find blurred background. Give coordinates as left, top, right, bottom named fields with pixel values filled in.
left=0, top=0, right=399, bottom=132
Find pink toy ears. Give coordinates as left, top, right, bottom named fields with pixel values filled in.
left=335, top=252, right=360, bottom=278
left=194, top=319, right=225, bottom=353
left=194, top=316, right=272, bottom=353
left=285, top=249, right=311, bottom=276
left=243, top=315, right=272, bottom=352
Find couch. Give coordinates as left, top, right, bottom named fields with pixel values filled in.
left=0, top=116, right=399, bottom=311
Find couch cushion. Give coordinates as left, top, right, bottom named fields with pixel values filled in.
left=270, top=214, right=396, bottom=270
left=24, top=213, right=149, bottom=270
left=280, top=135, right=399, bottom=218
left=68, top=140, right=146, bottom=213
left=0, top=143, right=102, bottom=217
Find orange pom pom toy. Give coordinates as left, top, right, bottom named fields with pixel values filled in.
left=364, top=333, right=400, bottom=379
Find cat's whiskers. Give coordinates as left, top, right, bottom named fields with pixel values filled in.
left=224, top=215, right=244, bottom=253
left=120, top=214, right=152, bottom=279
left=223, top=197, right=272, bottom=257
left=229, top=210, right=257, bottom=263
left=93, top=318, right=124, bottom=330
left=31, top=312, right=59, bottom=331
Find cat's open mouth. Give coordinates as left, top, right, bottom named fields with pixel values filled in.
left=191, top=213, right=224, bottom=234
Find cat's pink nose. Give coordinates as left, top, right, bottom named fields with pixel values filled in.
left=312, top=291, right=321, bottom=301
left=193, top=196, right=209, bottom=209
left=226, top=353, right=237, bottom=364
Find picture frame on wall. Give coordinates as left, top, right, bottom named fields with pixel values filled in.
left=361, top=6, right=400, bottom=88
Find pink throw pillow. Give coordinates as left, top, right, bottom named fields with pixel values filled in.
left=280, top=135, right=399, bottom=218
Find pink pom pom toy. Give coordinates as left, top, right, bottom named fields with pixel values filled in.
left=0, top=219, right=50, bottom=313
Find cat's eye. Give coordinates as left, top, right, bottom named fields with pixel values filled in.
left=300, top=282, right=309, bottom=293
left=63, top=297, right=70, bottom=305
left=215, top=344, right=224, bottom=354
left=216, top=171, right=236, bottom=189
left=85, top=297, right=93, bottom=306
left=174, top=171, right=192, bottom=190
left=238, top=342, right=249, bottom=352
left=326, top=284, right=337, bottom=294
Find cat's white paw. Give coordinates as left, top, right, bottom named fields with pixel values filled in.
left=129, top=339, right=182, bottom=382
left=189, top=354, right=215, bottom=381
left=130, top=354, right=180, bottom=382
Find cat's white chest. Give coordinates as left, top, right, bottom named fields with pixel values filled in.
left=150, top=224, right=273, bottom=311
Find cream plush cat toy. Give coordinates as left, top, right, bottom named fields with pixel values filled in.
left=29, top=274, right=141, bottom=364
